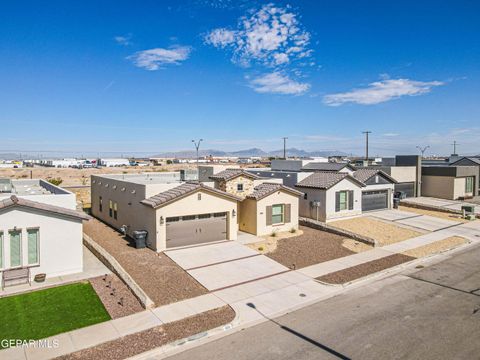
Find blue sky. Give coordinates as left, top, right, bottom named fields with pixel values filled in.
left=1, top=0, right=479, bottom=157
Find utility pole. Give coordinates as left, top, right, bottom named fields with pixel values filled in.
left=192, top=139, right=203, bottom=175
left=362, top=131, right=371, bottom=162
left=416, top=145, right=430, bottom=158
left=282, top=137, right=288, bottom=159
left=451, top=140, right=459, bottom=155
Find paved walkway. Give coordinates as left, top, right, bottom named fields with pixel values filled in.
left=0, top=246, right=110, bottom=297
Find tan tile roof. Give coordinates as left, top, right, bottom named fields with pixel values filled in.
left=353, top=169, right=397, bottom=183
left=141, top=181, right=241, bottom=208
left=209, top=169, right=261, bottom=181
left=296, top=172, right=365, bottom=190
left=0, top=195, right=90, bottom=220
left=246, top=182, right=303, bottom=200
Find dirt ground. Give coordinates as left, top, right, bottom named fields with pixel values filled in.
left=246, top=229, right=304, bottom=254
left=84, top=218, right=208, bottom=307
left=0, top=164, right=196, bottom=186
left=398, top=205, right=469, bottom=223
left=330, top=217, right=423, bottom=246
left=402, top=236, right=468, bottom=258
left=89, top=274, right=144, bottom=319
left=341, top=238, right=374, bottom=253
left=264, top=226, right=357, bottom=269
left=56, top=306, right=235, bottom=360
left=317, top=254, right=415, bottom=284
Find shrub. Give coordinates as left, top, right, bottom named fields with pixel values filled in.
left=47, top=177, right=63, bottom=186
left=257, top=246, right=264, bottom=251
left=290, top=227, right=297, bottom=233
left=270, top=230, right=277, bottom=237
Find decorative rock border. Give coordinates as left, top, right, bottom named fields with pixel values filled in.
left=400, top=201, right=480, bottom=219
left=299, top=217, right=376, bottom=246
left=83, top=234, right=155, bottom=309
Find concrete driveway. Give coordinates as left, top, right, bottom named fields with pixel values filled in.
left=164, top=241, right=290, bottom=291
left=370, top=209, right=461, bottom=231
left=403, top=196, right=480, bottom=215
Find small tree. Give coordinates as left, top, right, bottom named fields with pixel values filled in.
left=47, top=177, right=63, bottom=186
left=166, top=159, right=173, bottom=165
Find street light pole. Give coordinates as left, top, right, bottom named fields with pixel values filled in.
left=192, top=139, right=203, bottom=177
left=416, top=145, right=430, bottom=158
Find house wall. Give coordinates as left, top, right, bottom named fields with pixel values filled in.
left=325, top=179, right=362, bottom=221
left=298, top=187, right=327, bottom=221
left=219, top=176, right=255, bottom=199
left=454, top=178, right=468, bottom=199
left=0, top=208, right=83, bottom=279
left=239, top=198, right=257, bottom=234
left=90, top=176, right=158, bottom=249
left=421, top=175, right=455, bottom=199
left=256, top=191, right=299, bottom=236
left=154, top=190, right=238, bottom=251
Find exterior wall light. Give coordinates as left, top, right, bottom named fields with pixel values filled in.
left=232, top=209, right=236, bottom=217
left=160, top=216, right=164, bottom=225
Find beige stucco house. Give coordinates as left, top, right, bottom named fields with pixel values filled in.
left=210, top=169, right=302, bottom=236
left=421, top=166, right=477, bottom=200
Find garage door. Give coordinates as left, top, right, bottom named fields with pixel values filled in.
left=395, top=182, right=415, bottom=198
left=362, top=191, right=388, bottom=211
left=166, top=212, right=227, bottom=248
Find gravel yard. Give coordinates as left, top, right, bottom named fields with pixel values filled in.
left=246, top=229, right=304, bottom=254
left=398, top=205, right=468, bottom=223
left=265, top=226, right=357, bottom=269
left=84, top=218, right=208, bottom=307
left=317, top=254, right=415, bottom=284
left=402, top=236, right=468, bottom=258
left=330, top=217, right=422, bottom=246
left=89, top=274, right=143, bottom=319
left=55, top=306, right=236, bottom=360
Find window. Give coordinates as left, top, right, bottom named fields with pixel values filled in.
left=109, top=200, right=113, bottom=217
left=99, top=196, right=103, bottom=212
left=182, top=215, right=196, bottom=221
left=113, top=202, right=118, bottom=220
left=198, top=214, right=211, bottom=219
left=214, top=212, right=226, bottom=217
left=466, top=177, right=474, bottom=193
left=271, top=204, right=284, bottom=224
left=166, top=217, right=180, bottom=223
left=9, top=230, right=21, bottom=268
left=339, top=191, right=348, bottom=211
left=0, top=232, right=3, bottom=269
left=27, top=229, right=39, bottom=265
left=237, top=183, right=244, bottom=191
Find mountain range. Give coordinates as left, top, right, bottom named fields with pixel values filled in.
left=150, top=148, right=350, bottom=158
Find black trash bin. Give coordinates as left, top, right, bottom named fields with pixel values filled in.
left=132, top=230, right=148, bottom=249
left=393, top=198, right=400, bottom=209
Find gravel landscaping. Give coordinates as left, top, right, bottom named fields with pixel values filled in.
left=265, top=226, right=357, bottom=269
left=317, top=254, right=415, bottom=284
left=402, top=236, right=468, bottom=258
left=89, top=274, right=143, bottom=319
left=56, top=306, right=236, bottom=360
left=330, top=217, right=422, bottom=246
left=398, top=205, right=468, bottom=223
left=84, top=218, right=208, bottom=307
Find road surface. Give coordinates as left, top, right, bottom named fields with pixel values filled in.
left=167, top=244, right=480, bottom=360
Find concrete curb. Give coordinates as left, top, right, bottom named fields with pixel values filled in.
left=299, top=217, right=376, bottom=246
left=400, top=201, right=480, bottom=219
left=83, top=233, right=155, bottom=309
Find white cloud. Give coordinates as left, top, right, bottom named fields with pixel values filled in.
left=128, top=46, right=192, bottom=70
left=205, top=4, right=313, bottom=68
left=382, top=133, right=399, bottom=137
left=323, top=78, right=444, bottom=106
left=114, top=35, right=132, bottom=46
left=248, top=72, right=310, bottom=95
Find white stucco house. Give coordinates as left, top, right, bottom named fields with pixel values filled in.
left=296, top=172, right=366, bottom=222
left=0, top=179, right=89, bottom=287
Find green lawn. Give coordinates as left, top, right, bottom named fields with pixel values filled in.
left=0, top=282, right=111, bottom=348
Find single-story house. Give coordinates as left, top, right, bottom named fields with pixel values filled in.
left=449, top=157, right=480, bottom=195
left=210, top=169, right=302, bottom=236
left=92, top=173, right=241, bottom=251
left=295, top=172, right=365, bottom=222
left=421, top=166, right=477, bottom=200
left=301, top=162, right=356, bottom=174
left=353, top=169, right=396, bottom=211
left=0, top=188, right=89, bottom=284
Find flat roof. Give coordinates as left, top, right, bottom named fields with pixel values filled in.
left=0, top=179, right=70, bottom=196
left=93, top=172, right=183, bottom=185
